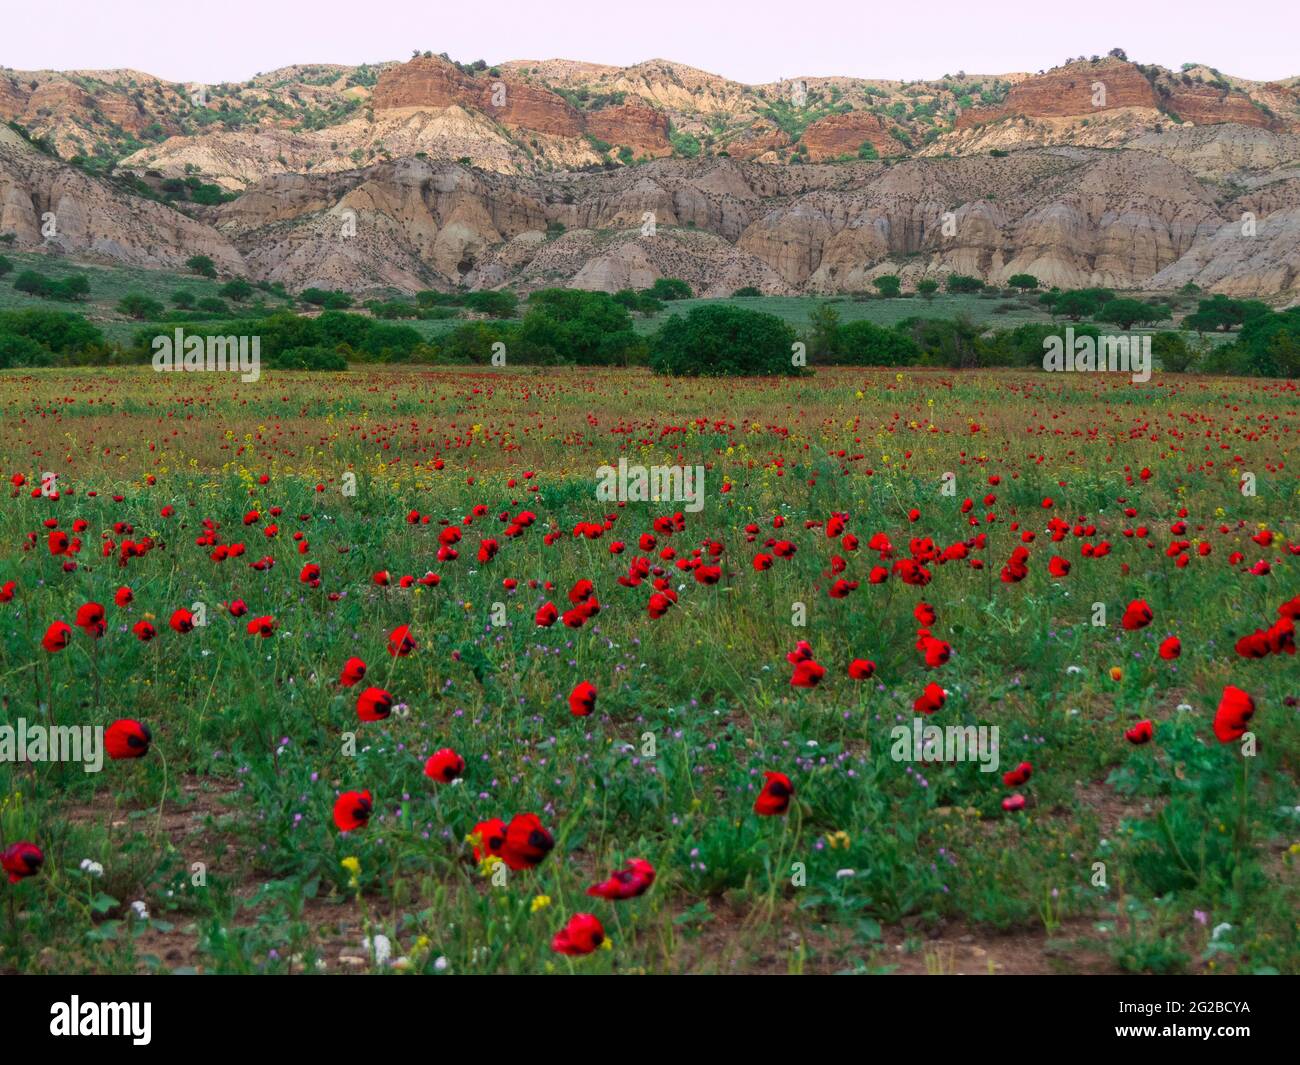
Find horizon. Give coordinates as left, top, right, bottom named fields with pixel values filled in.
left=3, top=0, right=1297, bottom=85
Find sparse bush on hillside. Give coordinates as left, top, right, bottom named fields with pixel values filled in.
left=945, top=274, right=984, bottom=294
left=117, top=293, right=164, bottom=320
left=186, top=254, right=218, bottom=279
left=873, top=274, right=902, bottom=297
left=301, top=288, right=354, bottom=310
left=1007, top=273, right=1041, bottom=291
left=650, top=304, right=798, bottom=376
left=646, top=277, right=693, bottom=301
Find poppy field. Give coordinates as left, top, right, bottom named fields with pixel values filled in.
left=0, top=365, right=1297, bottom=976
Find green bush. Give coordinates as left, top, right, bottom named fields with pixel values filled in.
left=186, top=254, right=218, bottom=279
left=514, top=289, right=644, bottom=365
left=832, top=319, right=920, bottom=365
left=0, top=332, right=52, bottom=368
left=944, top=274, right=985, bottom=294
left=873, top=274, right=902, bottom=297
left=647, top=277, right=693, bottom=301
left=461, top=290, right=518, bottom=318
left=650, top=304, right=798, bottom=376
left=117, top=293, right=165, bottom=320
left=0, top=254, right=12, bottom=277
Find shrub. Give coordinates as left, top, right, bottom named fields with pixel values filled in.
left=650, top=304, right=798, bottom=376
left=172, top=290, right=197, bottom=309
left=916, top=279, right=939, bottom=298
left=873, top=274, right=902, bottom=297
left=833, top=319, right=920, bottom=365
left=515, top=289, right=644, bottom=365
left=301, top=288, right=354, bottom=309
left=1007, top=273, right=1040, bottom=291
left=945, top=274, right=985, bottom=294
left=461, top=290, right=518, bottom=318
left=0, top=332, right=53, bottom=367
left=731, top=286, right=762, bottom=298
left=117, top=293, right=164, bottom=320
left=1152, top=331, right=1197, bottom=373
left=186, top=254, right=218, bottom=278
left=0, top=308, right=104, bottom=354
left=0, top=254, right=12, bottom=277
left=219, top=278, right=254, bottom=302
left=197, top=297, right=229, bottom=314
left=647, top=277, right=693, bottom=301
left=1098, top=299, right=1169, bottom=330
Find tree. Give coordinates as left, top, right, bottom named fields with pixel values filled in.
left=916, top=279, right=939, bottom=299
left=650, top=304, right=798, bottom=376
left=1007, top=273, right=1041, bottom=291
left=186, top=254, right=217, bottom=278
left=647, top=277, right=693, bottom=301
left=196, top=297, right=229, bottom=314
left=0, top=254, right=11, bottom=277
left=461, top=289, right=518, bottom=318
left=873, top=274, right=902, bottom=297
left=1152, top=331, right=1197, bottom=373
left=945, top=274, right=985, bottom=293
left=833, top=319, right=920, bottom=365
left=808, top=302, right=841, bottom=359
left=219, top=278, right=254, bottom=302
left=1097, top=299, right=1169, bottom=330
left=1053, top=290, right=1100, bottom=321
left=172, top=289, right=196, bottom=309
left=117, top=293, right=164, bottom=320
left=13, top=271, right=53, bottom=298
left=53, top=275, right=90, bottom=301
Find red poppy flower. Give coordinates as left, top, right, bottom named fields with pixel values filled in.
left=1121, top=600, right=1153, bottom=631
left=333, top=790, right=372, bottom=832
left=387, top=624, right=417, bottom=657
left=1158, top=637, right=1181, bottom=660
left=501, top=813, right=554, bottom=870
left=339, top=657, right=367, bottom=687
left=1002, top=761, right=1032, bottom=787
left=246, top=615, right=275, bottom=637
left=424, top=748, right=465, bottom=783
left=114, top=586, right=133, bottom=608
left=790, top=659, right=825, bottom=688
left=569, top=681, right=597, bottom=717
left=42, top=621, right=71, bottom=653
left=0, top=580, right=16, bottom=603
left=1213, top=686, right=1255, bottom=744
left=754, top=770, right=794, bottom=816
left=169, top=608, right=195, bottom=634
left=356, top=687, right=394, bottom=721
left=1124, top=720, right=1154, bottom=745
left=586, top=858, right=656, bottom=901
left=471, top=818, right=507, bottom=862
left=848, top=658, right=876, bottom=680
left=1001, top=794, right=1026, bottom=812
left=913, top=682, right=946, bottom=715
left=551, top=913, right=605, bottom=955
left=535, top=601, right=558, bottom=627
left=105, top=719, right=152, bottom=759
left=132, top=620, right=157, bottom=642
left=1, top=842, right=43, bottom=883
left=914, top=602, right=936, bottom=626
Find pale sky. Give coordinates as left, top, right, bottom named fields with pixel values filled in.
left=3, top=0, right=1297, bottom=84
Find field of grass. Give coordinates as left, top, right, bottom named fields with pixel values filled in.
left=0, top=364, right=1295, bottom=975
